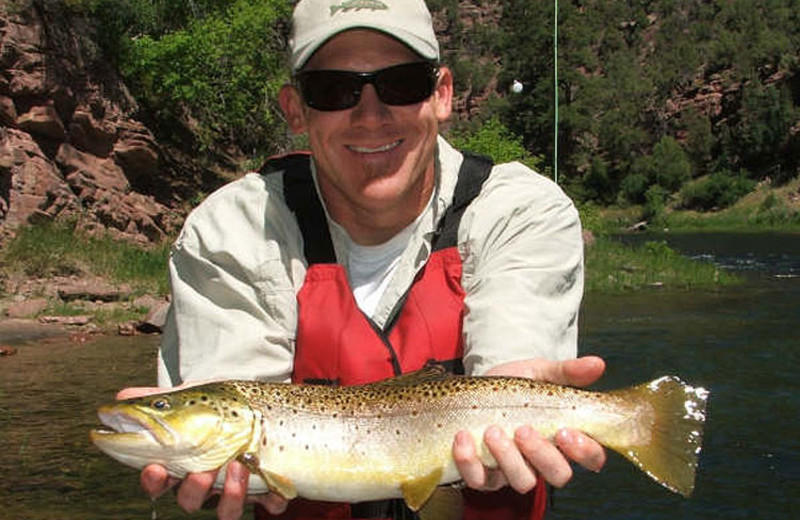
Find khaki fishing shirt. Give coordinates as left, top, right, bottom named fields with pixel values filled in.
left=157, top=137, right=584, bottom=386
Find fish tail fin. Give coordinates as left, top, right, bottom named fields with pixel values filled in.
left=606, top=376, right=709, bottom=497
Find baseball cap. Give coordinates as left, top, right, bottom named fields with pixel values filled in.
left=289, top=0, right=440, bottom=73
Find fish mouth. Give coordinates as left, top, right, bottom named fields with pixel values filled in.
left=90, top=405, right=171, bottom=447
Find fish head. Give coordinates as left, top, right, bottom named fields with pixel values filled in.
left=90, top=383, right=256, bottom=477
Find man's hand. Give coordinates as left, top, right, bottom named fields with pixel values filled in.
left=452, top=356, right=607, bottom=494
left=115, top=386, right=289, bottom=520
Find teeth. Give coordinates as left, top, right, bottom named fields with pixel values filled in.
left=348, top=140, right=401, bottom=154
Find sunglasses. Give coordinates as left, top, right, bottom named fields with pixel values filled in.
left=294, top=62, right=440, bottom=111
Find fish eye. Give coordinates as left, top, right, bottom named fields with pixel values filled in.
left=151, top=398, right=170, bottom=411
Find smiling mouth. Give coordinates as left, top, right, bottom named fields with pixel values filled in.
left=347, top=140, right=402, bottom=154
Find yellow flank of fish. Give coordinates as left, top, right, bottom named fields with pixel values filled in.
left=91, top=366, right=709, bottom=511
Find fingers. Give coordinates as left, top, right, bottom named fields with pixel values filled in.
left=218, top=462, right=249, bottom=520
left=141, top=463, right=283, bottom=520
left=453, top=430, right=486, bottom=488
left=453, top=430, right=508, bottom=491
left=453, top=424, right=606, bottom=495
left=252, top=493, right=290, bottom=516
left=555, top=428, right=606, bottom=473
left=483, top=356, right=606, bottom=388
left=140, top=464, right=179, bottom=498
left=514, top=426, right=573, bottom=488
left=485, top=426, right=537, bottom=493
left=175, top=470, right=219, bottom=513
left=116, top=380, right=222, bottom=401
left=559, top=356, right=606, bottom=387
left=116, top=387, right=166, bottom=400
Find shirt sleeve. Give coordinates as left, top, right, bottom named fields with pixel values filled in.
left=459, top=162, right=584, bottom=376
left=156, top=173, right=304, bottom=386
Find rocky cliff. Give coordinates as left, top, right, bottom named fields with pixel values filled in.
left=0, top=3, right=197, bottom=244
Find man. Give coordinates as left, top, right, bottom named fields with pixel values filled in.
left=121, top=0, right=607, bottom=518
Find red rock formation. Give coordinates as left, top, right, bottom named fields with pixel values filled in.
left=0, top=3, right=181, bottom=244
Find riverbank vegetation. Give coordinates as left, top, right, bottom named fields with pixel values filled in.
left=0, top=219, right=739, bottom=328
left=1, top=220, right=169, bottom=295
left=584, top=238, right=739, bottom=293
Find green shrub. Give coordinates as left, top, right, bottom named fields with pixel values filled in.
left=643, top=184, right=669, bottom=224
left=619, top=173, right=649, bottom=204
left=448, top=116, right=543, bottom=171
left=680, top=170, right=756, bottom=210
left=114, top=0, right=291, bottom=153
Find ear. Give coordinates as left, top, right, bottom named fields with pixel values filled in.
left=279, top=84, right=308, bottom=134
left=432, top=66, right=454, bottom=122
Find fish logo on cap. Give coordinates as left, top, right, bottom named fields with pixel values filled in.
left=330, top=0, right=389, bottom=16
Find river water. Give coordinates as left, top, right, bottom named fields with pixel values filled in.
left=1, top=232, right=798, bottom=519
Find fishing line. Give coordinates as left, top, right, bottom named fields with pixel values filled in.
left=553, top=0, right=559, bottom=184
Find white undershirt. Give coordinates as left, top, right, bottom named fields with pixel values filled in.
left=346, top=196, right=434, bottom=316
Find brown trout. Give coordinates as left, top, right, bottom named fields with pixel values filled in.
left=90, top=366, right=708, bottom=510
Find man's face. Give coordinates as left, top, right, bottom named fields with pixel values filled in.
left=280, top=30, right=453, bottom=244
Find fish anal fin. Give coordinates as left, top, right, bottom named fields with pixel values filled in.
left=237, top=452, right=298, bottom=500
left=401, top=467, right=443, bottom=511
left=419, top=486, right=464, bottom=520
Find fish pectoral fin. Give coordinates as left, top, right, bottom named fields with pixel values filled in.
left=400, top=468, right=443, bottom=511
left=236, top=452, right=298, bottom=500
left=262, top=470, right=298, bottom=500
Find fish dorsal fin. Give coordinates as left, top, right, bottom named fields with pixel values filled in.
left=401, top=467, right=444, bottom=511
left=368, top=365, right=450, bottom=388
left=237, top=452, right=298, bottom=500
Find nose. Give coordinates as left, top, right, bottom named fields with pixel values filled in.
left=351, top=84, right=391, bottom=127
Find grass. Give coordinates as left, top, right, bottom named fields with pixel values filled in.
left=1, top=220, right=170, bottom=296
left=584, top=237, right=740, bottom=292
left=584, top=177, right=800, bottom=234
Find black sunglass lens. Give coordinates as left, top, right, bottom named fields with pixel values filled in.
left=299, top=71, right=361, bottom=111
left=376, top=63, right=436, bottom=106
